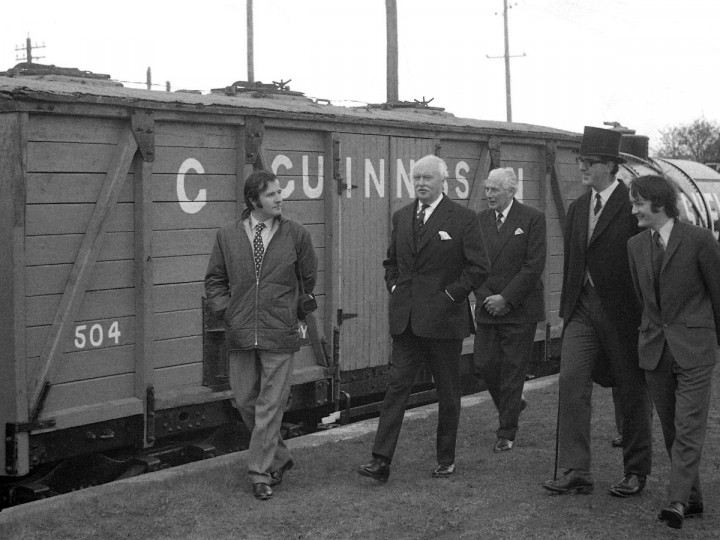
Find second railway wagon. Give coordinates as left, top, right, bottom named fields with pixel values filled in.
left=8, top=73, right=717, bottom=492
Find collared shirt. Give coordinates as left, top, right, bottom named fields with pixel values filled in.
left=655, top=218, right=675, bottom=248
left=496, top=198, right=514, bottom=224
left=417, top=193, right=443, bottom=224
left=245, top=215, right=279, bottom=249
left=590, top=180, right=619, bottom=216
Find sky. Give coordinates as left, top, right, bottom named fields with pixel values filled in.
left=2, top=0, right=719, bottom=150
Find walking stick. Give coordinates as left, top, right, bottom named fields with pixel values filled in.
left=548, top=322, right=560, bottom=481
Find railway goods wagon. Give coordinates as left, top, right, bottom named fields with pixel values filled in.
left=1, top=74, right=716, bottom=504
left=0, top=74, right=582, bottom=490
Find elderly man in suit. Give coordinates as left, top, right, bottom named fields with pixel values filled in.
left=628, top=175, right=720, bottom=529
left=474, top=167, right=546, bottom=453
left=543, top=127, right=652, bottom=497
left=357, top=154, right=489, bottom=482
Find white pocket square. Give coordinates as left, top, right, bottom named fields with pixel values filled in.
left=438, top=231, right=452, bottom=240
left=514, top=228, right=524, bottom=235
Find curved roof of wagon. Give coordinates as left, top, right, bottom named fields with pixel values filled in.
left=0, top=75, right=580, bottom=142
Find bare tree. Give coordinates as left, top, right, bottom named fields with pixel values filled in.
left=656, top=118, right=720, bottom=163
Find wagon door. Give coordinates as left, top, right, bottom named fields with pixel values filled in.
left=335, top=134, right=433, bottom=379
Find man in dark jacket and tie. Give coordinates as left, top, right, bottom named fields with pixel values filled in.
left=357, top=154, right=489, bottom=482
left=628, top=175, right=720, bottom=529
left=543, top=127, right=652, bottom=497
left=474, top=167, right=546, bottom=453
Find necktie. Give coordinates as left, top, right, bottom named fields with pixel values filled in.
left=594, top=193, right=602, bottom=216
left=253, top=222, right=266, bottom=277
left=414, top=203, right=429, bottom=241
left=652, top=231, right=664, bottom=309
left=496, top=212, right=504, bottom=232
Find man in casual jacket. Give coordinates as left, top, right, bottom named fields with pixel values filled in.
left=205, top=170, right=317, bottom=501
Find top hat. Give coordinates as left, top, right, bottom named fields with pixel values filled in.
left=579, top=126, right=626, bottom=164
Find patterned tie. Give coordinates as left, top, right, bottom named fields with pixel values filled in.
left=652, top=231, right=664, bottom=308
left=496, top=212, right=504, bottom=232
left=253, top=222, right=266, bottom=277
left=594, top=193, right=602, bottom=216
left=414, top=203, right=429, bottom=241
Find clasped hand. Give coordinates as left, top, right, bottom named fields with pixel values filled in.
left=483, top=294, right=509, bottom=317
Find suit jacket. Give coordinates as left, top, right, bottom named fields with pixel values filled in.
left=384, top=195, right=489, bottom=340
left=560, top=181, right=641, bottom=387
left=474, top=200, right=546, bottom=325
left=628, top=221, right=720, bottom=370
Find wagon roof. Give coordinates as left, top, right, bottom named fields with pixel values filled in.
left=0, top=75, right=580, bottom=142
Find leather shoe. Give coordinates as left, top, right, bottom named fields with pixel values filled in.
left=357, top=457, right=390, bottom=482
left=252, top=482, right=273, bottom=501
left=543, top=471, right=594, bottom=495
left=608, top=473, right=646, bottom=497
left=269, top=459, right=294, bottom=487
left=611, top=436, right=623, bottom=448
left=431, top=463, right=456, bottom=478
left=685, top=500, right=704, bottom=519
left=493, top=437, right=513, bottom=453
left=658, top=501, right=685, bottom=529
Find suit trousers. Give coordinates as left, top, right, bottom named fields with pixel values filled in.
left=372, top=328, right=463, bottom=466
left=474, top=322, right=536, bottom=440
left=228, top=349, right=294, bottom=484
left=644, top=343, right=714, bottom=505
left=558, top=284, right=652, bottom=476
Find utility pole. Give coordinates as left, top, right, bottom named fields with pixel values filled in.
left=247, top=0, right=255, bottom=82
left=486, top=0, right=525, bottom=122
left=386, top=0, right=399, bottom=103
left=15, top=36, right=45, bottom=64
left=146, top=67, right=152, bottom=90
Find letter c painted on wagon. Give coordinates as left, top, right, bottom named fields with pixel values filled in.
left=177, top=158, right=207, bottom=214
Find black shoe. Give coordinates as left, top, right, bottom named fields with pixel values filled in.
left=358, top=457, right=390, bottom=482
left=252, top=482, right=273, bottom=501
left=269, top=459, right=294, bottom=487
left=685, top=500, right=704, bottom=519
left=431, top=463, right=455, bottom=478
left=658, top=501, right=685, bottom=529
left=611, top=436, right=623, bottom=448
left=493, top=437, right=514, bottom=453
left=542, top=471, right=594, bottom=495
left=608, top=474, right=646, bottom=498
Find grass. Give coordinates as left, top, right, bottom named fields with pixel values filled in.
left=2, top=371, right=720, bottom=539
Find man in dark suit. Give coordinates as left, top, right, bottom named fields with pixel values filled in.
left=474, top=167, right=546, bottom=453
left=357, top=154, right=489, bottom=482
left=543, top=127, right=652, bottom=497
left=628, top=175, right=720, bottom=529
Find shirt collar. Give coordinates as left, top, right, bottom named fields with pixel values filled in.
left=592, top=179, right=619, bottom=205
left=249, top=214, right=275, bottom=231
left=656, top=218, right=675, bottom=246
left=418, top=193, right=443, bottom=213
left=496, top=198, right=514, bottom=220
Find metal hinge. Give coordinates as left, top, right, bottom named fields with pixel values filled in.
left=337, top=309, right=358, bottom=326
left=333, top=137, right=357, bottom=195
left=246, top=117, right=266, bottom=170
left=131, top=110, right=155, bottom=162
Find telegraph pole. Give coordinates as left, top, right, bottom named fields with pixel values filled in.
left=15, top=36, right=45, bottom=64
left=486, top=0, right=525, bottom=122
left=386, top=0, right=399, bottom=103
left=247, top=0, right=255, bottom=82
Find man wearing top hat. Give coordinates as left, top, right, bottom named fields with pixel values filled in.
left=543, top=127, right=652, bottom=497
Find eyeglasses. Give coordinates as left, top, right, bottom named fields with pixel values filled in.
left=575, top=156, right=605, bottom=167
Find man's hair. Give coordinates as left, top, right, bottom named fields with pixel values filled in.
left=629, top=174, right=680, bottom=219
left=412, top=154, right=449, bottom=180
left=243, top=170, right=278, bottom=219
left=486, top=167, right=518, bottom=190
